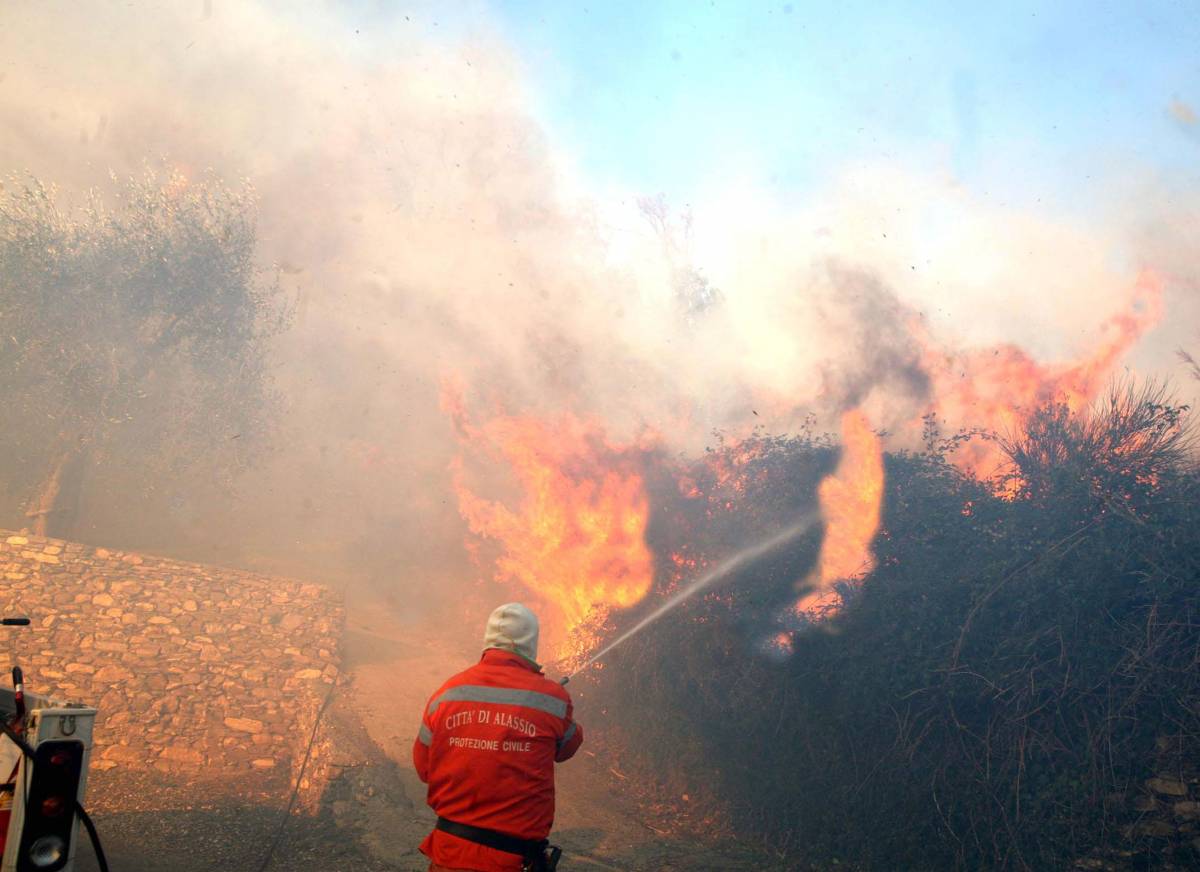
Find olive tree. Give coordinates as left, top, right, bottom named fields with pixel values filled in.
left=0, top=169, right=289, bottom=538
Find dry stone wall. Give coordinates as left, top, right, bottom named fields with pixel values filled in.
left=0, top=529, right=342, bottom=806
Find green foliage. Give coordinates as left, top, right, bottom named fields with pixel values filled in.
left=587, top=389, right=1200, bottom=870
left=0, top=169, right=289, bottom=526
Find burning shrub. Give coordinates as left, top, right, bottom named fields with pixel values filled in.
left=585, top=387, right=1200, bottom=870
left=999, top=379, right=1192, bottom=510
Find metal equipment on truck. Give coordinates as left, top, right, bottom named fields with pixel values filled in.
left=0, top=617, right=105, bottom=872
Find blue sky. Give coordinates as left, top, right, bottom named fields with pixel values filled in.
left=478, top=1, right=1198, bottom=211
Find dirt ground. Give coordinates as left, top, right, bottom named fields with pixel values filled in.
left=70, top=589, right=773, bottom=871
left=328, top=589, right=769, bottom=871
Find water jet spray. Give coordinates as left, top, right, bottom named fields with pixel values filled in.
left=560, top=513, right=820, bottom=685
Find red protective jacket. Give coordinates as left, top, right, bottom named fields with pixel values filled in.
left=413, top=649, right=584, bottom=872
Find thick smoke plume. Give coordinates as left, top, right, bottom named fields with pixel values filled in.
left=1, top=2, right=1192, bottom=613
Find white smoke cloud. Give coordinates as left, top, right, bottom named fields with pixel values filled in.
left=0, top=1, right=1192, bottom=591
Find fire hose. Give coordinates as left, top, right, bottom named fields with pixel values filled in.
left=253, top=671, right=338, bottom=872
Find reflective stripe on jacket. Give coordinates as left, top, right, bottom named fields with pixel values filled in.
left=413, top=648, right=584, bottom=872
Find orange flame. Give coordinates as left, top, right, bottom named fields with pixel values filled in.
left=926, top=270, right=1164, bottom=480
left=442, top=386, right=655, bottom=658
left=796, top=409, right=884, bottom=616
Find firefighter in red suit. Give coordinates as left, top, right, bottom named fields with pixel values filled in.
left=413, top=603, right=583, bottom=872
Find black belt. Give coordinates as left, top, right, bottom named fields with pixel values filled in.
left=435, top=816, right=546, bottom=859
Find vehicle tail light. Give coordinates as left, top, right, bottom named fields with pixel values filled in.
left=16, top=740, right=83, bottom=872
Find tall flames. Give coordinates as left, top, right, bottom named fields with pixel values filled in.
left=926, top=270, right=1164, bottom=479
left=796, top=410, right=885, bottom=617
left=441, top=273, right=1162, bottom=657
left=442, top=387, right=655, bottom=659
left=786, top=275, right=1160, bottom=614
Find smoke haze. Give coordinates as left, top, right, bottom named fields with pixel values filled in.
left=2, top=1, right=1195, bottom=611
